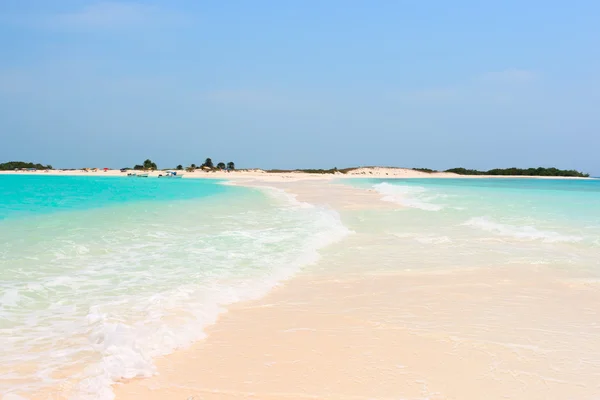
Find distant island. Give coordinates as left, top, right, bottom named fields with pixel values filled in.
left=267, top=166, right=590, bottom=177
left=0, top=160, right=590, bottom=178
left=444, top=167, right=590, bottom=178
left=0, top=161, right=53, bottom=170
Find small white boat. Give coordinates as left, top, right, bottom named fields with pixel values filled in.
left=127, top=172, right=137, bottom=177
left=136, top=173, right=149, bottom=178
left=158, top=171, right=183, bottom=178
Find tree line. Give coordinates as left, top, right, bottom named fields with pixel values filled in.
left=0, top=161, right=53, bottom=170
left=445, top=167, right=589, bottom=177
left=130, top=158, right=235, bottom=171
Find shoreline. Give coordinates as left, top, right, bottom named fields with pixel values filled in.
left=4, top=174, right=600, bottom=399
left=115, top=266, right=600, bottom=400
left=110, top=177, right=600, bottom=400
left=0, top=166, right=595, bottom=180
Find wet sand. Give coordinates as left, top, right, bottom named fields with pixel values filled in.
left=113, top=267, right=600, bottom=400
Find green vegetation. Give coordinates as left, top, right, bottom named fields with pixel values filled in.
left=203, top=158, right=214, bottom=168
left=186, top=158, right=236, bottom=171
left=132, top=159, right=157, bottom=171
left=176, top=165, right=183, bottom=170
left=0, top=161, right=53, bottom=170
left=143, top=159, right=157, bottom=170
left=413, top=168, right=437, bottom=173
left=181, top=158, right=237, bottom=171
left=446, top=167, right=589, bottom=177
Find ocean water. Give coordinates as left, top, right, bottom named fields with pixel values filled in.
left=0, top=176, right=349, bottom=399
left=337, top=178, right=600, bottom=274
left=3, top=175, right=600, bottom=399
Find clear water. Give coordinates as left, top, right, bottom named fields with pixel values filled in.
left=3, top=176, right=600, bottom=399
left=0, top=176, right=349, bottom=399
left=338, top=178, right=600, bottom=274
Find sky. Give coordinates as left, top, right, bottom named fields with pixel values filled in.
left=0, top=1, right=599, bottom=174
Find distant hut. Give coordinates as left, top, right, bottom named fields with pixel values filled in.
left=103, top=168, right=109, bottom=172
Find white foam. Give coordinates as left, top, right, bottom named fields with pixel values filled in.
left=463, top=217, right=583, bottom=243
left=0, top=288, right=20, bottom=307
left=373, top=182, right=443, bottom=211
left=84, top=209, right=348, bottom=398
left=0, top=187, right=352, bottom=400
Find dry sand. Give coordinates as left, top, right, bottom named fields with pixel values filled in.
left=1, top=166, right=590, bottom=180
left=0, top=166, right=445, bottom=180
left=113, top=268, right=600, bottom=400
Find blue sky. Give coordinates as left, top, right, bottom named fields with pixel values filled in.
left=1, top=1, right=599, bottom=174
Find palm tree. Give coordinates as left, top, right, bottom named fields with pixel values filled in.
left=226, top=161, right=235, bottom=170
left=203, top=158, right=214, bottom=168
left=143, top=159, right=157, bottom=170
left=190, top=163, right=196, bottom=169
left=176, top=165, right=183, bottom=170
left=216, top=162, right=226, bottom=170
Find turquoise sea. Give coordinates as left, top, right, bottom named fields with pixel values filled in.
left=343, top=178, right=600, bottom=274
left=0, top=176, right=349, bottom=399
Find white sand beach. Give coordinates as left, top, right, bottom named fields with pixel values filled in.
left=0, top=166, right=591, bottom=180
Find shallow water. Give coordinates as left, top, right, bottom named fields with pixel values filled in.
left=328, top=178, right=600, bottom=275
left=0, top=176, right=349, bottom=399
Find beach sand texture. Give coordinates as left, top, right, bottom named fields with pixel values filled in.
left=111, top=179, right=600, bottom=400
